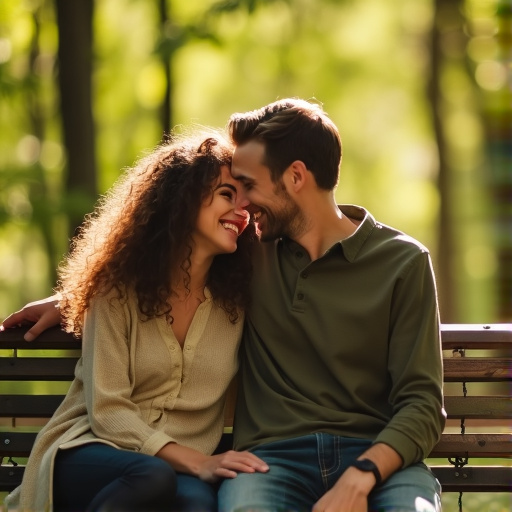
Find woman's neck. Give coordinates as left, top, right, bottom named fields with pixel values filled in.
left=171, top=252, right=212, bottom=300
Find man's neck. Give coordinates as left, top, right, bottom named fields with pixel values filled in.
left=293, top=201, right=359, bottom=261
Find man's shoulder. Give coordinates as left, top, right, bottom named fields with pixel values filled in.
left=376, top=222, right=430, bottom=255
left=340, top=204, right=430, bottom=257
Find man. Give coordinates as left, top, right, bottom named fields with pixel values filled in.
left=217, top=98, right=445, bottom=512
left=2, top=99, right=445, bottom=511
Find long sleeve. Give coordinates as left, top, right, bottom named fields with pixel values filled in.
left=81, top=293, right=176, bottom=455
left=375, top=251, right=446, bottom=466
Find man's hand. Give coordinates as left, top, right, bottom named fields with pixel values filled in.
left=313, top=443, right=403, bottom=512
left=313, top=466, right=374, bottom=512
left=0, top=295, right=61, bottom=341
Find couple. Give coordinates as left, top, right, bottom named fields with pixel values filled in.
left=2, top=98, right=445, bottom=512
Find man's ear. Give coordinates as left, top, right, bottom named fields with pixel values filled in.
left=285, top=161, right=308, bottom=192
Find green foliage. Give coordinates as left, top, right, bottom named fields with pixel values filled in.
left=0, top=0, right=507, bottom=322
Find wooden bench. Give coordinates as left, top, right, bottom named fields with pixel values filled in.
left=1, top=323, right=511, bottom=500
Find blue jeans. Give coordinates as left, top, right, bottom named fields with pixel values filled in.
left=218, top=434, right=441, bottom=512
left=54, top=443, right=217, bottom=512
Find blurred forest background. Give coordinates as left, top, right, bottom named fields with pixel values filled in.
left=0, top=2, right=511, bottom=510
left=0, top=0, right=511, bottom=322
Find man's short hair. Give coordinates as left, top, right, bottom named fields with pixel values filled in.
left=228, top=98, right=342, bottom=190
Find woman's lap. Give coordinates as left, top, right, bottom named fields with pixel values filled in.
left=53, top=443, right=216, bottom=512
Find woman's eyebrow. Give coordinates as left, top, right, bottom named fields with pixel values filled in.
left=214, top=183, right=237, bottom=192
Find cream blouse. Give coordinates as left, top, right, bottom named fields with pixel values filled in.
left=6, top=288, right=243, bottom=512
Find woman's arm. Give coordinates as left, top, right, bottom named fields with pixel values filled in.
left=81, top=293, right=175, bottom=454
left=82, top=292, right=269, bottom=479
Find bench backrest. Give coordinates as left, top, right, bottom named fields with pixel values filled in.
left=1, top=323, right=511, bottom=494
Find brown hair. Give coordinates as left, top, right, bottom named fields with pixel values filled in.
left=228, top=98, right=342, bottom=190
left=57, top=130, right=255, bottom=337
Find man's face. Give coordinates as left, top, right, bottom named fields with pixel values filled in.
left=231, top=141, right=303, bottom=242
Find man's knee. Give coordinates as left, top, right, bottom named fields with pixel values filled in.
left=369, top=464, right=441, bottom=512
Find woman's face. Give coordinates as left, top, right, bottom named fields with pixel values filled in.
left=192, top=165, right=250, bottom=258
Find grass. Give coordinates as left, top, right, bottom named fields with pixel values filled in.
left=442, top=491, right=511, bottom=511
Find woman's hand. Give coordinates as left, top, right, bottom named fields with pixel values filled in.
left=0, top=295, right=61, bottom=341
left=156, top=443, right=269, bottom=483
left=197, top=449, right=269, bottom=483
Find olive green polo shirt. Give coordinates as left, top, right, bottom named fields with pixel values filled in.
left=234, top=205, right=445, bottom=467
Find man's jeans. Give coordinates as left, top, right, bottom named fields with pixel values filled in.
left=218, top=434, right=441, bottom=512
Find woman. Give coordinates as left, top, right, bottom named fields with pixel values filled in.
left=4, top=130, right=268, bottom=512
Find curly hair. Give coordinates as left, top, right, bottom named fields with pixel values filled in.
left=57, top=130, right=256, bottom=337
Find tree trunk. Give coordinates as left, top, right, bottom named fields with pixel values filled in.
left=159, top=0, right=173, bottom=138
left=428, top=0, right=458, bottom=322
left=54, top=0, right=97, bottom=238
left=488, top=2, right=512, bottom=320
left=27, top=6, right=58, bottom=285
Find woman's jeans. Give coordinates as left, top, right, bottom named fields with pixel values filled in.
left=218, top=434, right=442, bottom=512
left=53, top=443, right=217, bottom=512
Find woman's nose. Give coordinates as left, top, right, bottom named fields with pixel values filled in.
left=234, top=192, right=250, bottom=217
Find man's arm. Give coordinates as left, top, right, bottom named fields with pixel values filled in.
left=314, top=251, right=444, bottom=512
left=0, top=294, right=62, bottom=341
left=313, top=443, right=401, bottom=512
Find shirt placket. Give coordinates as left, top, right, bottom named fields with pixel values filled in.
left=291, top=248, right=310, bottom=312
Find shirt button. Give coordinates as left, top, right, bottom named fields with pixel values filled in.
left=297, top=293, right=304, bottom=300
left=301, top=271, right=308, bottom=278
left=295, top=251, right=303, bottom=258
left=186, top=345, right=191, bottom=350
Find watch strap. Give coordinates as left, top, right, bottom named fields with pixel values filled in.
left=351, top=458, right=382, bottom=486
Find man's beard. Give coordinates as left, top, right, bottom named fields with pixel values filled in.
left=259, top=183, right=305, bottom=242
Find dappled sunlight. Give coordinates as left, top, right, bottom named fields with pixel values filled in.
left=442, top=492, right=511, bottom=511
left=475, top=60, right=508, bottom=91
left=136, top=60, right=167, bottom=108
left=0, top=0, right=508, bottom=320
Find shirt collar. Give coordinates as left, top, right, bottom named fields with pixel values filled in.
left=337, top=205, right=376, bottom=262
left=279, top=205, right=377, bottom=263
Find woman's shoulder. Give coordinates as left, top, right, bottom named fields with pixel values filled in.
left=88, top=285, right=139, bottom=318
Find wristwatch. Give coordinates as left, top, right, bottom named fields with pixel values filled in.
left=350, top=458, right=382, bottom=486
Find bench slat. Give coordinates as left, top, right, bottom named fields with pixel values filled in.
left=0, top=325, right=80, bottom=350
left=430, top=433, right=512, bottom=458
left=440, top=323, right=512, bottom=350
left=430, top=466, right=512, bottom=492
left=0, top=395, right=65, bottom=418
left=0, top=357, right=78, bottom=381
left=443, top=357, right=512, bottom=382
left=0, top=432, right=38, bottom=457
left=3, top=431, right=510, bottom=461
left=444, top=396, right=512, bottom=419
left=0, top=466, right=25, bottom=493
